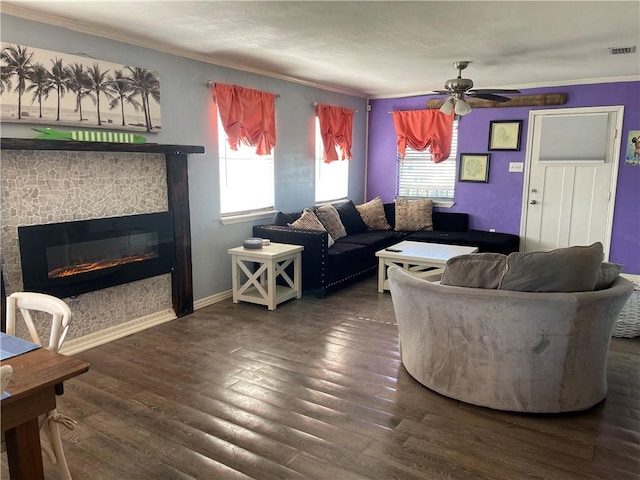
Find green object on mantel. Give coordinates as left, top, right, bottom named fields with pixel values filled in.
left=32, top=127, right=146, bottom=144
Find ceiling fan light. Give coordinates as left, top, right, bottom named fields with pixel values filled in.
left=439, top=97, right=455, bottom=115
left=454, top=98, right=472, bottom=116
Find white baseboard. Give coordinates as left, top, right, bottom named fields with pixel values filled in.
left=60, top=308, right=176, bottom=356
left=194, top=289, right=233, bottom=310
left=622, top=273, right=640, bottom=283
left=60, top=290, right=233, bottom=356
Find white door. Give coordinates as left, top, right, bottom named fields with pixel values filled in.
left=520, top=106, right=624, bottom=259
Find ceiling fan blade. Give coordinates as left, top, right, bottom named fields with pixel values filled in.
left=431, top=90, right=451, bottom=94
left=468, top=88, right=521, bottom=94
left=467, top=93, right=512, bottom=102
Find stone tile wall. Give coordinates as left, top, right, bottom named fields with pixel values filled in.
left=1, top=149, right=172, bottom=340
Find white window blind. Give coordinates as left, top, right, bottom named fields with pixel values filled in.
left=539, top=114, right=609, bottom=162
left=315, top=117, right=349, bottom=203
left=397, top=120, right=458, bottom=199
left=218, top=114, right=275, bottom=216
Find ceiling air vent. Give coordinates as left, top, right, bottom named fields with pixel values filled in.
left=608, top=46, right=636, bottom=55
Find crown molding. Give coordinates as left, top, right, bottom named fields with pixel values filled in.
left=1, top=3, right=367, bottom=98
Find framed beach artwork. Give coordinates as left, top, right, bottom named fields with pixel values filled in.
left=1, top=42, right=161, bottom=133
left=459, top=153, right=490, bottom=183
left=488, top=120, right=522, bottom=151
left=626, top=130, right=640, bottom=166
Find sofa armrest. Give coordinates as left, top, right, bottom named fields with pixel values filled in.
left=252, top=224, right=329, bottom=291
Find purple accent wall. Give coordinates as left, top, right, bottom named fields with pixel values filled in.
left=367, top=81, right=640, bottom=274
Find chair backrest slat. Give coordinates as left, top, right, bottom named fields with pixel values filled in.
left=6, top=292, right=72, bottom=353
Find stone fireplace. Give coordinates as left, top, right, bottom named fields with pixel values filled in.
left=1, top=139, right=203, bottom=348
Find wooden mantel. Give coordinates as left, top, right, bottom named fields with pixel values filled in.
left=1, top=137, right=204, bottom=155
left=1, top=138, right=205, bottom=319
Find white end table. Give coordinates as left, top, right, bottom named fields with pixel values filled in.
left=375, top=241, right=478, bottom=293
left=228, top=242, right=304, bottom=310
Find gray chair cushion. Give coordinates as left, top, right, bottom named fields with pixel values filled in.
left=595, top=262, right=623, bottom=290
left=441, top=253, right=507, bottom=289
left=499, top=242, right=603, bottom=292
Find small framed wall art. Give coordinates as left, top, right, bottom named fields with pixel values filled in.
left=459, top=153, right=490, bottom=183
left=488, top=120, right=523, bottom=151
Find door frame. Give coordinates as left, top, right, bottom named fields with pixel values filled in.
left=519, top=105, right=624, bottom=259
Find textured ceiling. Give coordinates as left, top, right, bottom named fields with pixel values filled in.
left=3, top=1, right=640, bottom=97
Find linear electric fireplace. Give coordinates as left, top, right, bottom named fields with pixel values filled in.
left=18, top=212, right=175, bottom=298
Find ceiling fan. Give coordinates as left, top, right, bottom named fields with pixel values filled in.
left=434, top=61, right=521, bottom=116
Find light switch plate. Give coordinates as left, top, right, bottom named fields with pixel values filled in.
left=509, top=162, right=524, bottom=172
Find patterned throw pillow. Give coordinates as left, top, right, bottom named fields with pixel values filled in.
left=315, top=204, right=347, bottom=240
left=394, top=198, right=434, bottom=231
left=356, top=197, right=391, bottom=231
left=288, top=208, right=335, bottom=247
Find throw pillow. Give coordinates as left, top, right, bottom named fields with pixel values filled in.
left=355, top=197, right=391, bottom=231
left=498, top=242, right=604, bottom=292
left=315, top=204, right=347, bottom=240
left=394, top=198, right=434, bottom=231
left=335, top=200, right=368, bottom=235
left=441, top=253, right=508, bottom=289
left=275, top=211, right=302, bottom=226
left=594, top=262, right=623, bottom=290
left=288, top=208, right=335, bottom=247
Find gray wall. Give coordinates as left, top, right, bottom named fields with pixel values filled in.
left=1, top=14, right=368, bottom=301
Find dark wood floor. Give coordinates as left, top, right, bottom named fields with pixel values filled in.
left=3, top=277, right=639, bottom=479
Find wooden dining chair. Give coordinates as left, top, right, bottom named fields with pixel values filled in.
left=6, top=292, right=75, bottom=480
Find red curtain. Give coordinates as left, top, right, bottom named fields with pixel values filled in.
left=392, top=109, right=454, bottom=163
left=317, top=104, right=354, bottom=163
left=214, top=83, right=276, bottom=155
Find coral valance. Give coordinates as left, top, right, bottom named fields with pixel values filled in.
left=214, top=83, right=276, bottom=155
left=317, top=104, right=354, bottom=163
left=392, top=109, right=454, bottom=163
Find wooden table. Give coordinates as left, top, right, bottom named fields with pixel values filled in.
left=1, top=347, right=89, bottom=479
left=228, top=242, right=304, bottom=310
left=375, top=241, right=478, bottom=292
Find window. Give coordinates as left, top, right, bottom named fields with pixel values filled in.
left=397, top=120, right=458, bottom=200
left=218, top=113, right=275, bottom=216
left=315, top=117, right=348, bottom=203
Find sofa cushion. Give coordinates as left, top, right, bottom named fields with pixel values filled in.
left=275, top=210, right=302, bottom=226
left=315, top=204, right=347, bottom=240
left=335, top=230, right=406, bottom=256
left=383, top=203, right=396, bottom=229
left=441, top=253, right=507, bottom=289
left=395, top=198, right=433, bottom=231
left=498, top=242, right=604, bottom=292
left=327, top=242, right=369, bottom=270
left=432, top=212, right=469, bottom=232
left=406, top=230, right=519, bottom=255
left=288, top=208, right=335, bottom=247
left=595, top=262, right=623, bottom=290
left=335, top=200, right=368, bottom=235
left=356, top=197, right=391, bottom=231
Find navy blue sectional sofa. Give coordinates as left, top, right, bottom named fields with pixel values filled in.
left=253, top=201, right=519, bottom=297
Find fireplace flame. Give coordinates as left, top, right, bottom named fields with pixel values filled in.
left=48, top=253, right=157, bottom=279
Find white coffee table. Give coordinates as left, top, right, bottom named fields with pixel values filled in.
left=228, top=242, right=304, bottom=310
left=375, top=241, right=478, bottom=292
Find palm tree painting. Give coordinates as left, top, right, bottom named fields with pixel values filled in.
left=49, top=57, right=70, bottom=121
left=66, top=62, right=91, bottom=122
left=0, top=42, right=161, bottom=132
left=1, top=44, right=34, bottom=120
left=25, top=63, right=53, bottom=118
